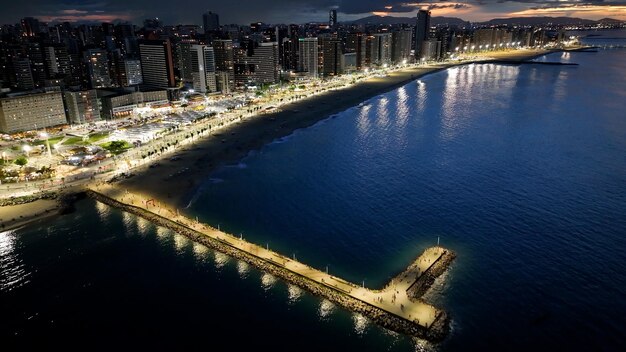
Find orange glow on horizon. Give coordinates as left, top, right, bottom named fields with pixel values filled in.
left=508, top=5, right=626, bottom=20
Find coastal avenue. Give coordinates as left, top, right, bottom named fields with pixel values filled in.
left=0, top=47, right=556, bottom=202
left=90, top=183, right=445, bottom=329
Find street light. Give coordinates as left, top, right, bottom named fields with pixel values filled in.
left=40, top=131, right=52, bottom=157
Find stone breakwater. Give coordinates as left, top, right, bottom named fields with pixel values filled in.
left=407, top=251, right=457, bottom=299
left=0, top=191, right=58, bottom=206
left=85, top=189, right=455, bottom=341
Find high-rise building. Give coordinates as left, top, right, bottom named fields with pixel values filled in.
left=0, top=91, right=67, bottom=133
left=392, top=29, right=413, bottom=64
left=44, top=45, right=71, bottom=77
left=213, top=39, right=235, bottom=92
left=346, top=32, right=366, bottom=70
left=370, top=33, right=393, bottom=66
left=422, top=39, right=441, bottom=61
left=234, top=42, right=279, bottom=87
left=84, top=48, right=112, bottom=88
left=20, top=17, right=41, bottom=37
left=138, top=39, right=176, bottom=89
left=124, top=59, right=143, bottom=86
left=282, top=24, right=300, bottom=71
left=341, top=53, right=357, bottom=73
left=63, top=90, right=101, bottom=124
left=12, top=58, right=35, bottom=90
left=190, top=45, right=217, bottom=93
left=298, top=37, right=319, bottom=77
left=329, top=10, right=337, bottom=28
left=320, top=36, right=341, bottom=77
left=26, top=42, right=46, bottom=88
left=177, top=42, right=195, bottom=83
left=203, top=11, right=220, bottom=33
left=415, top=10, right=431, bottom=59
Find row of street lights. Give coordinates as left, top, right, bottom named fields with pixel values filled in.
left=455, top=41, right=524, bottom=53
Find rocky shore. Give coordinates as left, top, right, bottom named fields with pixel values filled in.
left=86, top=189, right=455, bottom=341
left=0, top=190, right=58, bottom=207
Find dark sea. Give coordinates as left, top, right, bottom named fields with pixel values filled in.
left=2, top=30, right=625, bottom=351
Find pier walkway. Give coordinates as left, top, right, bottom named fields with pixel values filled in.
left=87, top=183, right=454, bottom=336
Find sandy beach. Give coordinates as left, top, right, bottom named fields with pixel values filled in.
left=0, top=48, right=553, bottom=228
left=119, top=48, right=551, bottom=209
left=0, top=199, right=60, bottom=231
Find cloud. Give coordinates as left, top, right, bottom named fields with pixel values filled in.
left=425, top=4, right=471, bottom=10
left=59, top=9, right=89, bottom=15
left=1, top=0, right=625, bottom=25
left=508, top=3, right=626, bottom=19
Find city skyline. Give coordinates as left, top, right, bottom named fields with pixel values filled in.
left=1, top=0, right=625, bottom=26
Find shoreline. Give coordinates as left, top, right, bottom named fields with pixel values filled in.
left=1, top=47, right=571, bottom=230
left=120, top=48, right=556, bottom=209
left=0, top=199, right=60, bottom=232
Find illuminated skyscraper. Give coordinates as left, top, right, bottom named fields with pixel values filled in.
left=415, top=10, right=431, bottom=59
left=138, top=39, right=176, bottom=89
left=329, top=10, right=337, bottom=28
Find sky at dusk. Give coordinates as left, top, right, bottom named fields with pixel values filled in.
left=1, top=0, right=625, bottom=26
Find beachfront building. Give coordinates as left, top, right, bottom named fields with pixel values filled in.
left=176, top=41, right=200, bottom=84
left=342, top=52, right=357, bottom=73
left=392, top=29, right=413, bottom=64
left=320, top=36, right=342, bottom=77
left=298, top=37, right=319, bottom=77
left=213, top=39, right=235, bottom=93
left=0, top=91, right=67, bottom=133
left=190, top=45, right=217, bottom=93
left=415, top=10, right=431, bottom=60
left=422, top=39, right=442, bottom=61
left=234, top=42, right=279, bottom=87
left=282, top=24, right=300, bottom=71
left=63, top=90, right=101, bottom=124
left=138, top=39, right=176, bottom=89
left=346, top=32, right=366, bottom=70
left=370, top=33, right=393, bottom=66
left=99, top=90, right=168, bottom=120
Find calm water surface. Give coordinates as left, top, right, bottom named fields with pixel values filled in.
left=2, top=30, right=626, bottom=351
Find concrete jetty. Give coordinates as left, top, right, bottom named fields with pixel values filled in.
left=85, top=184, right=456, bottom=341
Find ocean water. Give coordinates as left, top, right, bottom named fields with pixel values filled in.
left=3, top=30, right=626, bottom=351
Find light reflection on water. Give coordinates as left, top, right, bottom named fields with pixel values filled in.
left=95, top=201, right=111, bottom=222
left=136, top=217, right=150, bottom=235
left=318, top=299, right=335, bottom=321
left=214, top=252, right=229, bottom=269
left=173, top=233, right=189, bottom=253
left=0, top=230, right=30, bottom=292
left=156, top=226, right=170, bottom=240
left=236, top=260, right=250, bottom=278
left=192, top=242, right=209, bottom=260
left=352, top=313, right=370, bottom=336
left=287, top=284, right=303, bottom=304
left=260, top=272, right=277, bottom=290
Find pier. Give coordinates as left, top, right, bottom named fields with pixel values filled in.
left=86, top=184, right=455, bottom=341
